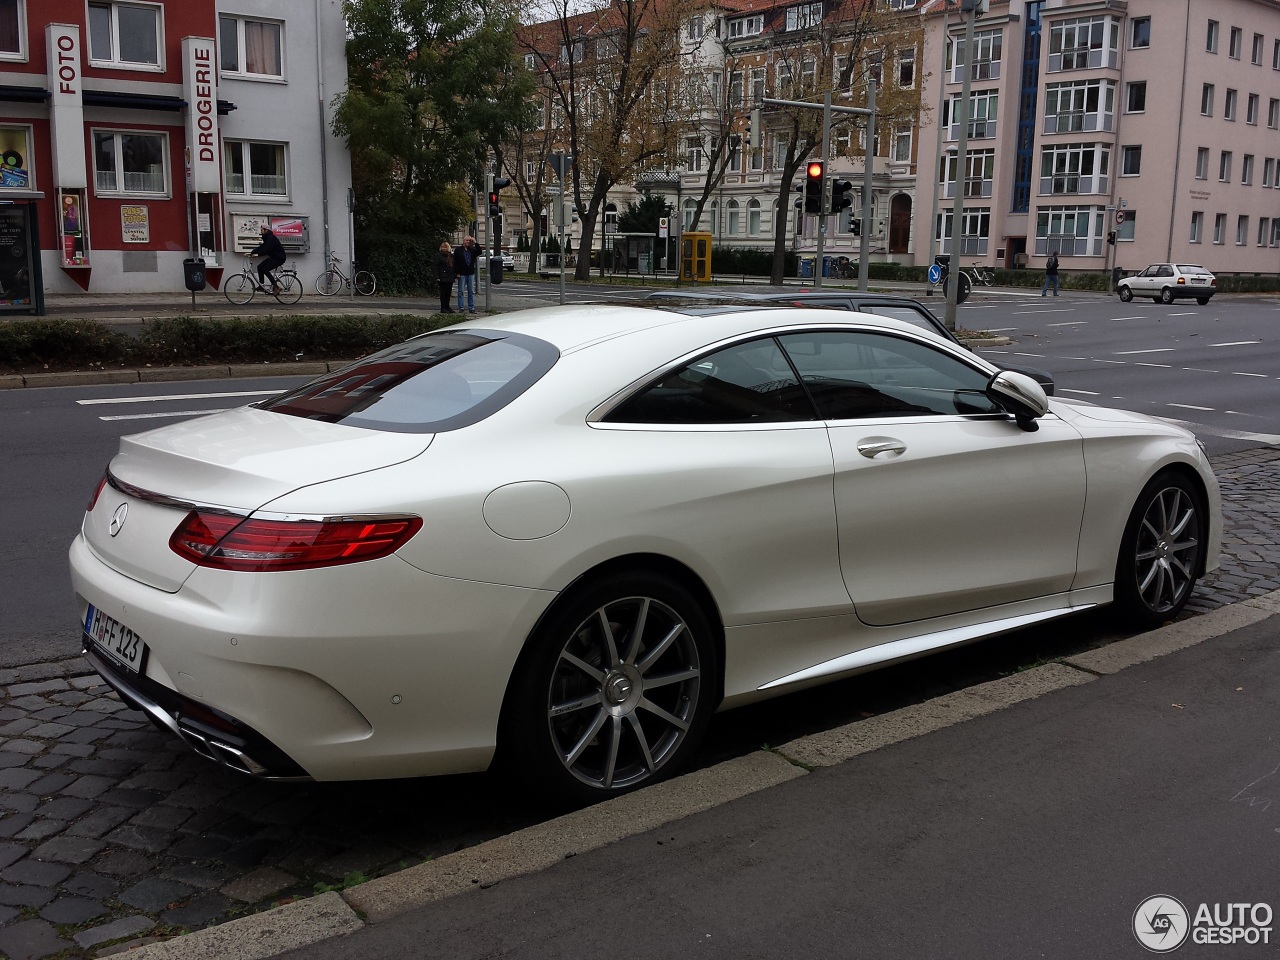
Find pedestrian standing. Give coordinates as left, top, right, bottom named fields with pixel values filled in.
left=1041, top=250, right=1060, bottom=297
left=435, top=241, right=455, bottom=314
left=454, top=236, right=479, bottom=314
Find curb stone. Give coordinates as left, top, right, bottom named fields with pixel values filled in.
left=118, top=588, right=1280, bottom=959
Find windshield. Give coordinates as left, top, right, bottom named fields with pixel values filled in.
left=259, top=330, right=558, bottom=433
left=1176, top=265, right=1210, bottom=273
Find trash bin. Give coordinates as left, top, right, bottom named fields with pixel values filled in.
left=822, top=255, right=835, bottom=278
left=1112, top=266, right=1123, bottom=290
left=799, top=257, right=814, bottom=279
left=489, top=256, right=504, bottom=285
left=182, top=258, right=207, bottom=292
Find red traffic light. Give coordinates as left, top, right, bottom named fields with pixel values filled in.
left=806, top=161, right=825, bottom=180
left=488, top=192, right=499, bottom=206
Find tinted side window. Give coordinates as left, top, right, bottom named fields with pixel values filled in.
left=855, top=304, right=946, bottom=338
left=778, top=331, right=1001, bottom=419
left=608, top=337, right=816, bottom=424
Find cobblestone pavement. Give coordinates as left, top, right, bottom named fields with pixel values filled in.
left=0, top=448, right=1276, bottom=960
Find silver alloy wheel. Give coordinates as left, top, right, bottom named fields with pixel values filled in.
left=1132, top=485, right=1200, bottom=615
left=545, top=595, right=702, bottom=791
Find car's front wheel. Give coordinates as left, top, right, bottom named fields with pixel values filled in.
left=1114, top=471, right=1205, bottom=628
left=1118, top=286, right=1133, bottom=302
left=502, top=572, right=717, bottom=803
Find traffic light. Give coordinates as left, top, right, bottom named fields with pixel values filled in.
left=830, top=178, right=854, bottom=216
left=804, top=160, right=824, bottom=214
left=489, top=176, right=510, bottom=217
left=747, top=108, right=761, bottom=150
left=851, top=218, right=861, bottom=237
left=1107, top=230, right=1117, bottom=246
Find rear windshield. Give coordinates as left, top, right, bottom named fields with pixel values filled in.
left=1177, top=265, right=1210, bottom=273
left=258, top=330, right=558, bottom=433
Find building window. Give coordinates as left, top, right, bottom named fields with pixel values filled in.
left=749, top=67, right=765, bottom=104
left=219, top=15, right=283, bottom=79
left=1195, top=147, right=1209, bottom=179
left=0, top=0, right=23, bottom=60
left=1275, top=38, right=1280, bottom=70
left=944, top=90, right=999, bottom=139
left=0, top=125, right=32, bottom=189
left=1253, top=33, right=1264, bottom=65
left=785, top=2, right=822, bottom=32
left=1258, top=218, right=1270, bottom=246
left=1201, top=83, right=1214, bottom=116
left=1121, top=145, right=1141, bottom=176
left=224, top=141, right=287, bottom=198
left=1242, top=154, right=1254, bottom=185
left=727, top=15, right=762, bottom=39
left=897, top=48, right=915, bottom=88
left=1228, top=26, right=1242, bottom=59
left=1224, top=89, right=1237, bottom=121
left=727, top=135, right=742, bottom=173
left=1130, top=17, right=1150, bottom=49
left=1125, top=81, right=1146, bottom=113
left=948, top=29, right=1002, bottom=82
left=1043, top=79, right=1115, bottom=134
left=524, top=53, right=535, bottom=70
left=686, top=15, right=703, bottom=41
left=1270, top=99, right=1280, bottom=129
left=893, top=126, right=912, bottom=163
left=1206, top=20, right=1218, bottom=53
left=93, top=130, right=168, bottom=195
left=1237, top=216, right=1248, bottom=245
left=1247, top=94, right=1259, bottom=125
left=729, top=69, right=743, bottom=107
left=1047, top=15, right=1118, bottom=71
left=1033, top=204, right=1100, bottom=256
left=684, top=137, right=703, bottom=173
left=943, top=148, right=995, bottom=198
left=747, top=198, right=761, bottom=236
left=1038, top=143, right=1108, bottom=195
left=1219, top=151, right=1232, bottom=182
left=88, top=1, right=162, bottom=69
left=1212, top=213, right=1227, bottom=244
left=1189, top=211, right=1203, bottom=243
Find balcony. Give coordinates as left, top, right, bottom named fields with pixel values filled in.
left=941, top=177, right=994, bottom=199
left=1044, top=112, right=1113, bottom=135
left=1038, top=174, right=1108, bottom=196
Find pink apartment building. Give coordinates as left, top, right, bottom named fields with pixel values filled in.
left=915, top=0, right=1280, bottom=277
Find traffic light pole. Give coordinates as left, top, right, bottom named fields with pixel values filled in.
left=945, top=1, right=979, bottom=333
left=764, top=83, right=875, bottom=291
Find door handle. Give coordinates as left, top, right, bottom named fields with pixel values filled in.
left=857, top=438, right=907, bottom=459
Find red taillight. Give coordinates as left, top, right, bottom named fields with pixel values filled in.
left=169, top=511, right=423, bottom=572
left=87, top=474, right=108, bottom=513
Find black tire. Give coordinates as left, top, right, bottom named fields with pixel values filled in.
left=1118, top=286, right=1133, bottom=302
left=1160, top=287, right=1174, bottom=304
left=274, top=273, right=303, bottom=305
left=353, top=271, right=377, bottom=296
left=315, top=270, right=342, bottom=296
left=1114, top=471, right=1205, bottom=628
left=1196, top=296, right=1210, bottom=305
left=500, top=572, right=718, bottom=804
left=223, top=273, right=255, bottom=306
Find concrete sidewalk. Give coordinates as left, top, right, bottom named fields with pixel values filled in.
left=117, top=592, right=1280, bottom=960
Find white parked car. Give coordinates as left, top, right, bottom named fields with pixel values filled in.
left=1117, top=263, right=1217, bottom=304
left=71, top=305, right=1221, bottom=801
left=477, top=252, right=516, bottom=271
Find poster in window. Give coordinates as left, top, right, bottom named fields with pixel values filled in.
left=0, top=207, right=33, bottom=306
left=0, top=127, right=31, bottom=189
left=121, top=205, right=150, bottom=243
left=60, top=191, right=89, bottom=266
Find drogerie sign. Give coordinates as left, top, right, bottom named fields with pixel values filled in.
left=182, top=37, right=220, bottom=192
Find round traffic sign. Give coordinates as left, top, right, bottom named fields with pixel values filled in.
left=927, top=263, right=942, bottom=284
left=1115, top=210, right=1126, bottom=225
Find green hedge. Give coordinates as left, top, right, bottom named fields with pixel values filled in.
left=1, top=314, right=456, bottom=374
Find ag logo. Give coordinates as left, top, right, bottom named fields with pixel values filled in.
left=1134, top=895, right=1190, bottom=952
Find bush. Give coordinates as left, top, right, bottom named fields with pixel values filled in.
left=0, top=320, right=136, bottom=371
left=710, top=246, right=797, bottom=277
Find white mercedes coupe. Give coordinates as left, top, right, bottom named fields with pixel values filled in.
left=70, top=305, right=1220, bottom=801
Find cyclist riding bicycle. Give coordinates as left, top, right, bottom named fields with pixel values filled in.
left=248, top=224, right=286, bottom=294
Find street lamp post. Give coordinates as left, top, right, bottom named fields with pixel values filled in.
left=944, top=0, right=982, bottom=332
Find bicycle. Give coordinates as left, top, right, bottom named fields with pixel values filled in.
left=961, top=263, right=996, bottom=286
left=223, top=257, right=303, bottom=306
left=315, top=255, right=377, bottom=297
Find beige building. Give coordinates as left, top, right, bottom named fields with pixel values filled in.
left=916, top=0, right=1280, bottom=277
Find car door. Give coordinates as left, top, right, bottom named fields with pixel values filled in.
left=1129, top=265, right=1157, bottom=295
left=777, top=329, right=1087, bottom=628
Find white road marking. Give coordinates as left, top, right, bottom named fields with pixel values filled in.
left=1183, top=367, right=1219, bottom=373
left=983, top=327, right=1017, bottom=332
left=1046, top=320, right=1088, bottom=326
left=1168, top=403, right=1214, bottom=411
left=1060, top=388, right=1101, bottom=396
left=1012, top=309, right=1073, bottom=315
left=98, top=409, right=233, bottom=422
left=1013, top=352, right=1045, bottom=358
left=1110, top=316, right=1144, bottom=321
left=78, top=390, right=281, bottom=405
left=1209, top=340, right=1262, bottom=347
left=1232, top=372, right=1269, bottom=378
left=1134, top=363, right=1172, bottom=368
left=1167, top=312, right=1196, bottom=316
left=1114, top=348, right=1175, bottom=355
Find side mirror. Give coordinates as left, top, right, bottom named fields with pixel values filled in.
left=986, top=370, right=1048, bottom=431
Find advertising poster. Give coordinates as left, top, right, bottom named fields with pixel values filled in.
left=0, top=128, right=30, bottom=190
left=0, top=206, right=33, bottom=306
left=60, top=192, right=88, bottom=266
left=121, top=204, right=150, bottom=243
left=231, top=213, right=268, bottom=253
left=269, top=217, right=304, bottom=242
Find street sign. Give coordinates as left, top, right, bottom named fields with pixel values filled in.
left=927, top=263, right=942, bottom=285
left=659, top=217, right=669, bottom=238
left=1115, top=210, right=1126, bottom=225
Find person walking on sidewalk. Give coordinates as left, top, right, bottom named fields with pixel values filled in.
left=454, top=236, right=480, bottom=314
left=435, top=241, right=456, bottom=314
left=1041, top=250, right=1060, bottom=297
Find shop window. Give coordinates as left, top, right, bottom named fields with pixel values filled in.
left=224, top=141, right=288, bottom=199
left=93, top=131, right=168, bottom=196
left=0, top=125, right=33, bottom=189
left=88, top=2, right=162, bottom=69
left=219, top=15, right=283, bottom=79
left=0, top=0, right=24, bottom=60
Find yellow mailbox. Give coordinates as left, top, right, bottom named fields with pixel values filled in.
left=680, top=232, right=712, bottom=282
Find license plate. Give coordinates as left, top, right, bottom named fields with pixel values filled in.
left=84, top=604, right=147, bottom=675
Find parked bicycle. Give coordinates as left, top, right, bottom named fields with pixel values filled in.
left=830, top=256, right=858, bottom=280
left=315, top=255, right=377, bottom=297
left=223, top=257, right=303, bottom=306
left=963, top=263, right=996, bottom=286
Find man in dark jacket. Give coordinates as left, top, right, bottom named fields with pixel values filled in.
left=454, top=235, right=480, bottom=313
left=249, top=225, right=287, bottom=294
left=1041, top=250, right=1060, bottom=297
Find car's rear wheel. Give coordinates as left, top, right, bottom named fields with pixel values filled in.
left=1196, top=296, right=1210, bottom=305
left=1160, top=287, right=1175, bottom=304
left=502, top=572, right=717, bottom=803
left=1115, top=471, right=1205, bottom=628
left=1118, top=286, right=1133, bottom=302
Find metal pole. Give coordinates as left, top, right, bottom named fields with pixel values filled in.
left=926, top=2, right=956, bottom=295
left=814, top=91, right=832, bottom=289
left=484, top=174, right=492, bottom=314
left=858, top=77, right=875, bottom=293
left=558, top=195, right=566, bottom=305
left=944, top=4, right=977, bottom=332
